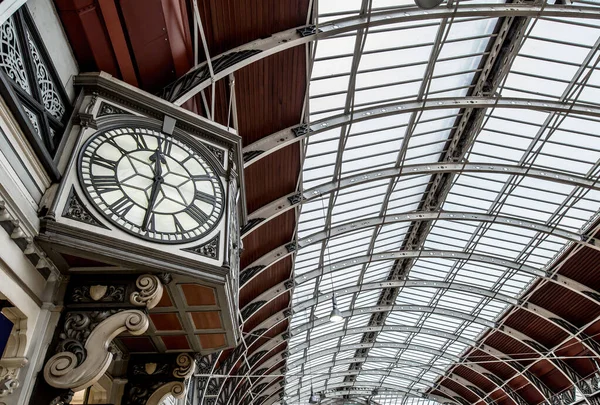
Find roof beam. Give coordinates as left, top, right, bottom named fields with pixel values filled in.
left=296, top=212, right=592, bottom=250
left=159, top=4, right=600, bottom=106
left=243, top=163, right=600, bottom=238
left=243, top=97, right=600, bottom=167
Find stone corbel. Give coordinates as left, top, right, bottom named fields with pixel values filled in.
left=130, top=275, right=163, bottom=310
left=43, top=274, right=164, bottom=392
left=146, top=354, right=195, bottom=405
left=43, top=310, right=148, bottom=391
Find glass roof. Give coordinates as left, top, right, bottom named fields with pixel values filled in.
left=284, top=0, right=600, bottom=404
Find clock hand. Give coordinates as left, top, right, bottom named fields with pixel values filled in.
left=142, top=148, right=167, bottom=231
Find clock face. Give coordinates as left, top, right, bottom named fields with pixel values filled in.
left=78, top=126, right=224, bottom=243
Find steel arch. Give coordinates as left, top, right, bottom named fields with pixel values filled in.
left=243, top=97, right=600, bottom=167
left=161, top=5, right=600, bottom=106
left=243, top=163, right=600, bottom=239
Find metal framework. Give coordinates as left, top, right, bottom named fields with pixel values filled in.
left=181, top=1, right=600, bottom=404
left=160, top=4, right=600, bottom=106
left=243, top=162, right=600, bottom=238
left=243, top=97, right=600, bottom=167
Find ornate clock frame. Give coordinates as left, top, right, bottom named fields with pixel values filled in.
left=37, top=73, right=245, bottom=356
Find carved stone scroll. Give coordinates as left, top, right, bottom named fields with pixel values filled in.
left=129, top=275, right=163, bottom=309
left=44, top=310, right=149, bottom=391
left=173, top=354, right=195, bottom=379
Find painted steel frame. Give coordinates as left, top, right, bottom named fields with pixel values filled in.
left=243, top=163, right=600, bottom=239
left=243, top=97, right=600, bottom=167
left=161, top=4, right=600, bottom=106
left=189, top=2, right=600, bottom=400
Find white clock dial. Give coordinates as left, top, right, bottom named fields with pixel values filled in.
left=78, top=126, right=224, bottom=243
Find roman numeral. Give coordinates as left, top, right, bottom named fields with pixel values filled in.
left=109, top=196, right=134, bottom=216
left=195, top=191, right=216, bottom=205
left=92, top=175, right=119, bottom=193
left=106, top=138, right=128, bottom=154
left=161, top=137, right=173, bottom=155
left=191, top=174, right=214, bottom=181
left=91, top=154, right=119, bottom=171
left=174, top=216, right=186, bottom=233
left=185, top=204, right=208, bottom=225
left=132, top=133, right=148, bottom=149
left=146, top=212, right=157, bottom=233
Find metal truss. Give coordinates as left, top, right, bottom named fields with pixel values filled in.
left=238, top=253, right=600, bottom=402
left=283, top=355, right=529, bottom=405
left=222, top=324, right=524, bottom=405
left=284, top=365, right=502, bottom=404
left=243, top=97, right=600, bottom=167
left=292, top=279, right=519, bottom=313
left=240, top=281, right=293, bottom=324
left=292, top=276, right=600, bottom=311
left=236, top=355, right=287, bottom=405
left=243, top=246, right=600, bottom=315
left=297, top=212, right=593, bottom=250
left=196, top=310, right=287, bottom=404
left=159, top=4, right=600, bottom=106
left=284, top=310, right=592, bottom=403
left=243, top=163, right=600, bottom=238
left=473, top=313, right=600, bottom=405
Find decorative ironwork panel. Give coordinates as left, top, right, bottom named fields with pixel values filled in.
left=97, top=101, right=129, bottom=117
left=159, top=50, right=262, bottom=103
left=0, top=8, right=70, bottom=170
left=183, top=233, right=220, bottom=259
left=0, top=17, right=30, bottom=94
left=24, top=29, right=64, bottom=120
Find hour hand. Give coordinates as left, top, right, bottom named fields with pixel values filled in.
left=149, top=149, right=166, bottom=177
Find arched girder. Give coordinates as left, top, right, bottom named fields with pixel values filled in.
left=284, top=355, right=527, bottom=405
left=286, top=311, right=556, bottom=402
left=292, top=277, right=600, bottom=316
left=495, top=325, right=593, bottom=405
left=242, top=247, right=600, bottom=310
left=286, top=382, right=427, bottom=403
left=472, top=313, right=600, bottom=405
left=321, top=382, right=460, bottom=402
left=287, top=342, right=460, bottom=370
left=289, top=305, right=495, bottom=336
left=286, top=357, right=449, bottom=383
left=241, top=245, right=543, bottom=291
left=243, top=97, right=600, bottom=167
left=306, top=388, right=455, bottom=405
left=283, top=364, right=497, bottom=404
left=198, top=311, right=288, bottom=403
left=237, top=359, right=287, bottom=405
left=297, top=212, right=593, bottom=251
left=226, top=345, right=288, bottom=405
left=285, top=371, right=447, bottom=399
left=162, top=5, right=600, bottom=106
left=296, top=249, right=543, bottom=280
left=241, top=281, right=293, bottom=324
left=284, top=322, right=556, bottom=404
left=285, top=327, right=551, bottom=403
left=292, top=279, right=519, bottom=314
left=522, top=302, right=600, bottom=360
left=288, top=324, right=477, bottom=356
left=243, top=163, right=600, bottom=239
left=244, top=377, right=284, bottom=405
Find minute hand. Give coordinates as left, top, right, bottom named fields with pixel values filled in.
left=142, top=149, right=166, bottom=231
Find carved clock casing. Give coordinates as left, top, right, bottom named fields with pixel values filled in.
left=38, top=73, right=244, bottom=349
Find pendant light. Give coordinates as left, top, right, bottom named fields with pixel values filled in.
left=329, top=294, right=343, bottom=323
left=414, top=0, right=443, bottom=9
